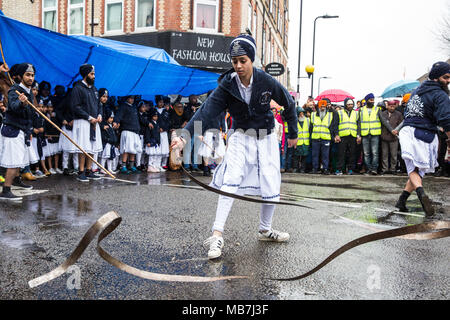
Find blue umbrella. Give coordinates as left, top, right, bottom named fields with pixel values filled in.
left=381, top=80, right=420, bottom=98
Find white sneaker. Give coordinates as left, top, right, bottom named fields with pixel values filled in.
left=55, top=168, right=64, bottom=174
left=158, top=166, right=166, bottom=172
left=147, top=166, right=159, bottom=173
left=203, top=235, right=224, bottom=259
left=258, top=229, right=290, bottom=242
left=49, top=168, right=57, bottom=174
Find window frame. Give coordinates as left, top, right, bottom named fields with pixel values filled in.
left=193, top=0, right=219, bottom=34
left=134, top=0, right=157, bottom=32
left=42, top=0, right=58, bottom=32
left=67, top=0, right=85, bottom=35
left=104, top=0, right=124, bottom=34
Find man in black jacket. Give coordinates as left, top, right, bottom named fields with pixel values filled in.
left=70, top=64, right=103, bottom=182
left=395, top=61, right=450, bottom=216
left=0, top=63, right=36, bottom=200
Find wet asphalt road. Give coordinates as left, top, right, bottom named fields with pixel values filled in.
left=0, top=170, right=448, bottom=300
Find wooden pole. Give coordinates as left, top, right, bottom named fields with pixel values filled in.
left=16, top=90, right=116, bottom=179
left=0, top=34, right=14, bottom=84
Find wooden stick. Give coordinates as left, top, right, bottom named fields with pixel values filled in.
left=16, top=90, right=116, bottom=179
left=0, top=34, right=14, bottom=84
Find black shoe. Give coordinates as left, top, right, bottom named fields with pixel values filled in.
left=12, top=177, right=33, bottom=189
left=77, top=172, right=89, bottom=182
left=203, top=170, right=211, bottom=177
left=63, top=168, right=71, bottom=176
left=417, top=192, right=435, bottom=217
left=0, top=190, right=23, bottom=201
left=311, top=169, right=318, bottom=174
left=322, top=169, right=330, bottom=175
left=86, top=171, right=102, bottom=180
left=371, top=170, right=378, bottom=176
left=395, top=200, right=409, bottom=212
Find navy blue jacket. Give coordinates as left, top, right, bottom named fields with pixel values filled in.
left=138, top=111, right=150, bottom=135
left=101, top=124, right=118, bottom=146
left=71, top=80, right=100, bottom=121
left=114, top=102, right=140, bottom=134
left=144, top=120, right=161, bottom=147
left=403, top=80, right=450, bottom=132
left=156, top=107, right=170, bottom=132
left=4, top=83, right=34, bottom=133
left=184, top=68, right=298, bottom=139
left=55, top=92, right=74, bottom=130
left=32, top=111, right=45, bottom=138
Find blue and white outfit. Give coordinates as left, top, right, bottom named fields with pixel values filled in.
left=0, top=83, right=35, bottom=168
left=399, top=80, right=450, bottom=177
left=183, top=66, right=298, bottom=233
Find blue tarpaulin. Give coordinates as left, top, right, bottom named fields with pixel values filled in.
left=0, top=11, right=220, bottom=97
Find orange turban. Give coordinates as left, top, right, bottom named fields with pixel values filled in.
left=318, top=100, right=328, bottom=108
left=402, top=93, right=411, bottom=104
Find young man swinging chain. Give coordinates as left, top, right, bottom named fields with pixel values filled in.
left=171, top=34, right=298, bottom=259
left=395, top=61, right=450, bottom=217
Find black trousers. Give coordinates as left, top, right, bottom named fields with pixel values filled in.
left=337, top=135, right=357, bottom=171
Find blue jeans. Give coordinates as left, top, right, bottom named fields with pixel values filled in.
left=183, top=133, right=201, bottom=169
left=312, top=139, right=331, bottom=170
left=362, top=135, right=380, bottom=171
left=283, top=142, right=294, bottom=170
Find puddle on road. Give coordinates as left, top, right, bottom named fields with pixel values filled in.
left=0, top=194, right=104, bottom=250
left=24, top=194, right=101, bottom=228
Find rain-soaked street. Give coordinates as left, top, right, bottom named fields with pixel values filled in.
left=0, top=171, right=449, bottom=301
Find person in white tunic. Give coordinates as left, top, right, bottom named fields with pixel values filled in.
left=70, top=64, right=103, bottom=182
left=0, top=63, right=37, bottom=201
left=395, top=61, right=450, bottom=217
left=171, top=34, right=298, bottom=259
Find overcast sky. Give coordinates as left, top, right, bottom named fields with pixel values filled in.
left=287, top=0, right=450, bottom=104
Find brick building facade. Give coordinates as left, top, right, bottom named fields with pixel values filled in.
left=1, top=0, right=290, bottom=87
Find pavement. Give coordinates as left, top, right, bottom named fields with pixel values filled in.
left=0, top=170, right=449, bottom=300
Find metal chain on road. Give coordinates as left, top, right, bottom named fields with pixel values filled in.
left=28, top=170, right=450, bottom=288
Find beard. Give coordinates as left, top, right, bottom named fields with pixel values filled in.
left=438, top=79, right=450, bottom=94
left=86, top=77, right=95, bottom=86
left=367, top=102, right=374, bottom=107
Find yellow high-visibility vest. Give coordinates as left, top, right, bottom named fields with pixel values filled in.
left=360, top=106, right=381, bottom=136
left=311, top=112, right=332, bottom=140
left=284, top=121, right=289, bottom=133
left=297, top=118, right=310, bottom=146
left=338, top=110, right=358, bottom=137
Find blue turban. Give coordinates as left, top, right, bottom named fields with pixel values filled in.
left=364, top=93, right=375, bottom=101
left=429, top=61, right=450, bottom=80
left=229, top=34, right=256, bottom=62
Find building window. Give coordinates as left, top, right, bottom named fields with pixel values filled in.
left=194, top=0, right=218, bottom=32
left=136, top=0, right=155, bottom=30
left=43, top=0, right=58, bottom=32
left=68, top=0, right=84, bottom=35
left=105, top=0, right=123, bottom=33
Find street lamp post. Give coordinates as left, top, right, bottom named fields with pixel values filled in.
left=318, top=76, right=331, bottom=96
left=296, top=0, right=303, bottom=101
left=310, top=14, right=339, bottom=98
